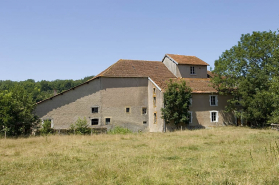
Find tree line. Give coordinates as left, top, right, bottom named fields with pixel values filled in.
left=0, top=76, right=94, bottom=103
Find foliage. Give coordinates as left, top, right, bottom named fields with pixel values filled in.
left=0, top=85, right=39, bottom=136
left=211, top=30, right=279, bottom=126
left=40, top=120, right=53, bottom=135
left=107, top=126, right=132, bottom=134
left=161, top=79, right=192, bottom=126
left=70, top=117, right=90, bottom=135
left=0, top=75, right=94, bottom=102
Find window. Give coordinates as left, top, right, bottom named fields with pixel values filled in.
left=188, top=111, right=192, bottom=123
left=105, top=118, right=110, bottom=125
left=190, top=66, right=195, bottom=74
left=143, top=121, right=147, bottom=124
left=154, top=113, right=157, bottom=124
left=209, top=95, right=218, bottom=106
left=142, top=107, right=147, bottom=115
left=126, top=107, right=130, bottom=113
left=210, top=111, right=218, bottom=122
left=91, top=119, right=99, bottom=125
left=153, top=87, right=156, bottom=94
left=92, top=107, right=98, bottom=113
left=153, top=97, right=156, bottom=107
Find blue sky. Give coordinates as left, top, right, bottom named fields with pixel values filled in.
left=0, top=0, right=278, bottom=81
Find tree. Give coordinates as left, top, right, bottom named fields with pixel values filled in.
left=0, top=85, right=38, bottom=136
left=211, top=30, right=279, bottom=126
left=161, top=79, right=192, bottom=126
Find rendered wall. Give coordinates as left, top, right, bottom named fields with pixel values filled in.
left=189, top=93, right=235, bottom=127
left=148, top=80, right=164, bottom=132
left=35, top=79, right=102, bottom=129
left=162, top=56, right=208, bottom=78
left=100, top=77, right=149, bottom=132
left=177, top=65, right=207, bottom=78
left=35, top=77, right=149, bottom=132
left=162, top=57, right=179, bottom=77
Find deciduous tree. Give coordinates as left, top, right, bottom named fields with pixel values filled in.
left=211, top=30, right=279, bottom=126
left=161, top=79, right=192, bottom=126
left=0, top=85, right=38, bottom=136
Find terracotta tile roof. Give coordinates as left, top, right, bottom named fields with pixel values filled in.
left=207, top=70, right=213, bottom=78
left=90, top=59, right=176, bottom=81
left=166, top=54, right=209, bottom=66
left=161, top=78, right=217, bottom=93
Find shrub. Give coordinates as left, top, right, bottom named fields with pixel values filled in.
left=108, top=126, right=132, bottom=134
left=40, top=120, right=53, bottom=135
left=70, top=117, right=90, bottom=135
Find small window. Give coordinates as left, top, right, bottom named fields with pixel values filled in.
left=153, top=97, right=156, bottom=107
left=142, top=107, right=147, bottom=115
left=154, top=113, right=157, bottom=124
left=105, top=118, right=110, bottom=125
left=210, top=95, right=218, bottom=106
left=190, top=66, right=195, bottom=74
left=210, top=111, right=218, bottom=122
left=91, top=119, right=99, bottom=125
left=92, top=107, right=98, bottom=113
left=188, top=111, right=192, bottom=123
left=143, top=121, right=147, bottom=124
left=153, top=87, right=156, bottom=94
left=189, top=98, right=192, bottom=106
left=126, top=107, right=130, bottom=113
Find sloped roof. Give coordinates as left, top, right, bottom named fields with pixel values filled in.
left=89, top=59, right=176, bottom=88
left=37, top=59, right=176, bottom=104
left=166, top=54, right=209, bottom=66
left=160, top=78, right=217, bottom=93
left=207, top=70, right=213, bottom=78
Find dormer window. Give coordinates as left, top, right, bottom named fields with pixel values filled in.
left=190, top=66, right=195, bottom=74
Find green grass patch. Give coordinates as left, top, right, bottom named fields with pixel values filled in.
left=0, top=127, right=279, bottom=184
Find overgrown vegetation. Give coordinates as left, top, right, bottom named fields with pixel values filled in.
left=39, top=120, right=53, bottom=135
left=211, top=30, right=279, bottom=126
left=69, top=117, right=90, bottom=135
left=161, top=79, right=192, bottom=126
left=107, top=126, right=132, bottom=134
left=1, top=127, right=278, bottom=184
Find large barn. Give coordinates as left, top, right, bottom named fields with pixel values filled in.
left=35, top=54, right=235, bottom=132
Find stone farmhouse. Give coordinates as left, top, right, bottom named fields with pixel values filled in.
left=35, top=54, right=235, bottom=132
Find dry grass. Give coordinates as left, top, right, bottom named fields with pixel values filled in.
left=0, top=127, right=279, bottom=184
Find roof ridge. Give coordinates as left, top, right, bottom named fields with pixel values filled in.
left=167, top=54, right=196, bottom=57
left=119, top=59, right=161, bottom=62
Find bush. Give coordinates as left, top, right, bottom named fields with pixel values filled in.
left=70, top=117, right=90, bottom=135
left=40, top=120, right=53, bottom=135
left=108, top=126, right=132, bottom=134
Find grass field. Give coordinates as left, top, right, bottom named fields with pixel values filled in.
left=1, top=127, right=279, bottom=184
